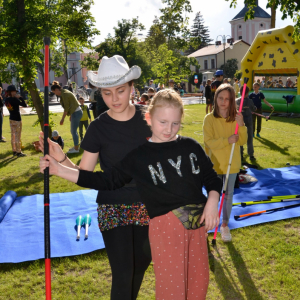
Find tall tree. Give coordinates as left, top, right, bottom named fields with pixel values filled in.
left=95, top=18, right=152, bottom=86
left=220, top=58, right=239, bottom=79
left=159, top=0, right=193, bottom=50
left=0, top=0, right=99, bottom=130
left=226, top=0, right=300, bottom=40
left=186, top=11, right=213, bottom=55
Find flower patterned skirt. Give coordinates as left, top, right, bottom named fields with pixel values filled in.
left=97, top=202, right=150, bottom=231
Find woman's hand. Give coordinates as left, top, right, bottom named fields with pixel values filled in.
left=60, top=119, right=64, bottom=125
left=200, top=193, right=219, bottom=232
left=39, top=154, right=59, bottom=175
left=39, top=131, right=65, bottom=162
left=235, top=111, right=244, bottom=127
left=228, top=134, right=239, bottom=144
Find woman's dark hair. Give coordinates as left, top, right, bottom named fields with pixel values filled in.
left=51, top=80, right=61, bottom=91
left=141, top=93, right=149, bottom=101
left=5, top=91, right=13, bottom=97
left=239, top=85, right=249, bottom=96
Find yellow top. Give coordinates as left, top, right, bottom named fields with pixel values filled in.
left=203, top=112, right=247, bottom=174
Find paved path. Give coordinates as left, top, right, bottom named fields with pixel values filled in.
left=3, top=96, right=205, bottom=117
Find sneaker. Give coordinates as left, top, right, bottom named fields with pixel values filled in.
left=67, top=147, right=79, bottom=154
left=13, top=151, right=17, bottom=156
left=17, top=152, right=26, bottom=157
left=250, top=156, right=256, bottom=161
left=256, top=133, right=261, bottom=137
left=0, top=139, right=6, bottom=142
left=220, top=226, right=232, bottom=242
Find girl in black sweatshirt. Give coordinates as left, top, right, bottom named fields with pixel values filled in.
left=40, top=89, right=221, bottom=300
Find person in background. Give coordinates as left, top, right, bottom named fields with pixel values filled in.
left=249, top=82, right=274, bottom=138
left=51, top=81, right=82, bottom=154
left=147, top=87, right=156, bottom=101
left=168, top=79, right=175, bottom=89
left=88, top=82, right=98, bottom=119
left=211, top=70, right=224, bottom=105
left=233, top=78, right=239, bottom=98
left=0, top=87, right=6, bottom=142
left=286, top=77, right=294, bottom=88
left=137, top=93, right=149, bottom=105
left=205, top=79, right=212, bottom=114
left=78, top=97, right=91, bottom=143
left=223, top=78, right=229, bottom=84
left=51, top=130, right=64, bottom=149
left=149, top=79, right=155, bottom=89
left=68, top=83, right=73, bottom=93
left=4, top=85, right=27, bottom=157
left=200, top=82, right=204, bottom=99
left=203, top=83, right=247, bottom=242
left=236, top=86, right=257, bottom=162
left=135, top=88, right=140, bottom=99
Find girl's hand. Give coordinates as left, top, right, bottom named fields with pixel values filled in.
left=235, top=111, right=244, bottom=127
left=200, top=195, right=219, bottom=232
left=60, top=119, right=64, bottom=125
left=270, top=105, right=274, bottom=110
left=39, top=154, right=59, bottom=175
left=39, top=131, right=65, bottom=162
left=228, top=134, right=239, bottom=144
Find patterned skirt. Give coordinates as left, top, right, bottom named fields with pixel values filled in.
left=97, top=202, right=150, bottom=231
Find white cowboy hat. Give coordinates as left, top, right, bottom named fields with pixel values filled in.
left=87, top=55, right=141, bottom=88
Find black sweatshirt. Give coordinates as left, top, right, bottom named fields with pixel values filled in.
left=5, top=96, right=27, bottom=121
left=78, top=136, right=222, bottom=219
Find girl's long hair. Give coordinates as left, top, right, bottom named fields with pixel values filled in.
left=213, top=83, right=237, bottom=122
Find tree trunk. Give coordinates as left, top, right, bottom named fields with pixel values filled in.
left=271, top=5, right=276, bottom=28
left=28, top=81, right=44, bottom=131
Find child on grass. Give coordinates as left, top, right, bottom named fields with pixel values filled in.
left=249, top=82, right=274, bottom=138
left=78, top=97, right=91, bottom=143
left=40, top=89, right=222, bottom=300
left=50, top=130, right=64, bottom=149
left=203, top=84, right=247, bottom=242
left=236, top=85, right=257, bottom=162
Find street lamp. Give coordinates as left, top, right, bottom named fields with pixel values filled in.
left=215, top=35, right=234, bottom=76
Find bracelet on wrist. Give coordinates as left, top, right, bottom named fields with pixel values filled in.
left=59, top=154, right=67, bottom=164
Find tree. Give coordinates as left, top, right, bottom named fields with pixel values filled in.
left=159, top=0, right=193, bottom=50
left=0, top=0, right=99, bottom=130
left=220, top=58, right=239, bottom=79
left=226, top=0, right=300, bottom=40
left=95, top=18, right=152, bottom=86
left=151, top=43, right=199, bottom=86
left=187, top=12, right=213, bottom=54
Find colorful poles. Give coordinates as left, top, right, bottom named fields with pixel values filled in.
left=234, top=202, right=300, bottom=220
left=212, top=77, right=249, bottom=246
left=43, top=37, right=51, bottom=300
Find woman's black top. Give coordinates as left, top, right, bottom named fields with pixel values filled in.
left=80, top=105, right=152, bottom=205
left=5, top=96, right=27, bottom=121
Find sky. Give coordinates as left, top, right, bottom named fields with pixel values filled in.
left=90, top=0, right=293, bottom=46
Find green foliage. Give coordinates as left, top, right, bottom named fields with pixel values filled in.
left=151, top=44, right=199, bottom=86
left=159, top=0, right=193, bottom=50
left=226, top=0, right=300, bottom=40
left=220, top=58, right=239, bottom=79
left=234, top=69, right=242, bottom=80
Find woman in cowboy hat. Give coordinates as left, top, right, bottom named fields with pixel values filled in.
left=4, top=85, right=27, bottom=157
left=39, top=55, right=152, bottom=299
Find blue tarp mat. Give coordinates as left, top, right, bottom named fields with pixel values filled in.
left=0, top=190, right=104, bottom=263
left=0, top=166, right=299, bottom=263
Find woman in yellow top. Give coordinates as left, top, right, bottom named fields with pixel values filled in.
left=51, top=81, right=83, bottom=153
left=203, top=84, right=247, bottom=242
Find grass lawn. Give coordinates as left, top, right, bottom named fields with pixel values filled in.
left=0, top=104, right=300, bottom=299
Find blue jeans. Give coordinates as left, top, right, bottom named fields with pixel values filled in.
left=70, top=109, right=83, bottom=147
left=218, top=173, right=237, bottom=225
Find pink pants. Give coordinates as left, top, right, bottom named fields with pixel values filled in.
left=149, top=211, right=209, bottom=300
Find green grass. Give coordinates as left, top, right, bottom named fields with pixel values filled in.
left=0, top=105, right=300, bottom=299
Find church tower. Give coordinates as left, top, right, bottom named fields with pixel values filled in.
left=230, top=0, right=271, bottom=45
